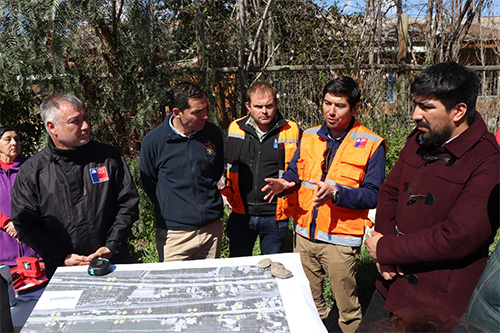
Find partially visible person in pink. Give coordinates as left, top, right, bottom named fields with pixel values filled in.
left=0, top=127, right=38, bottom=266
left=496, top=127, right=500, bottom=145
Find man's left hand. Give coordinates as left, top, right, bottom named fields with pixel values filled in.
left=365, top=230, right=383, bottom=260
left=309, top=179, right=337, bottom=208
left=87, top=247, right=113, bottom=260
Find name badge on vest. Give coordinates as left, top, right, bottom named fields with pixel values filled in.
left=90, top=166, right=109, bottom=184
left=354, top=138, right=368, bottom=148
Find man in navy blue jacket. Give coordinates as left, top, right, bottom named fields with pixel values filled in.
left=140, top=82, right=224, bottom=262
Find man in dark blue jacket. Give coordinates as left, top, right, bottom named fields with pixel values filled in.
left=140, top=82, right=224, bottom=262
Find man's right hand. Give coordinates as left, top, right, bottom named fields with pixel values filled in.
left=64, top=253, right=91, bottom=266
left=376, top=263, right=404, bottom=280
left=4, top=221, right=18, bottom=239
left=262, top=178, right=296, bottom=203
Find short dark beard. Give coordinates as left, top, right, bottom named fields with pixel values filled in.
left=416, top=123, right=453, bottom=147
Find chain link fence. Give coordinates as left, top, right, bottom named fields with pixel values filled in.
left=206, top=65, right=500, bottom=134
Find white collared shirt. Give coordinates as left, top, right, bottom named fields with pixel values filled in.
left=169, top=115, right=197, bottom=138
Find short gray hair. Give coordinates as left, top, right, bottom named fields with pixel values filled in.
left=40, top=93, right=84, bottom=133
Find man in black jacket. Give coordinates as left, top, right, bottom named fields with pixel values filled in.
left=222, top=82, right=300, bottom=256
left=12, top=93, right=139, bottom=278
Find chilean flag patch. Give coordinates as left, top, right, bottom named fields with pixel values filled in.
left=90, top=166, right=109, bottom=184
left=354, top=138, right=368, bottom=148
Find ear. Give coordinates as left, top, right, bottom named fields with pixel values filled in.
left=245, top=102, right=251, bottom=112
left=452, top=102, right=467, bottom=123
left=46, top=121, right=57, bottom=137
left=351, top=102, right=360, bottom=116
left=172, top=107, right=182, bottom=118
left=275, top=98, right=279, bottom=107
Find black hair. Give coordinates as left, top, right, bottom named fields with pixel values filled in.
left=410, top=62, right=479, bottom=125
left=171, top=82, right=206, bottom=112
left=322, top=76, right=361, bottom=109
left=0, top=127, right=16, bottom=138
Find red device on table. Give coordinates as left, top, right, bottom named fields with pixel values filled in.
left=10, top=257, right=48, bottom=294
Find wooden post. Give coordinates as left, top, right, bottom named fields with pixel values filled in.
left=237, top=0, right=248, bottom=119
left=398, top=14, right=409, bottom=64
left=397, top=13, right=409, bottom=117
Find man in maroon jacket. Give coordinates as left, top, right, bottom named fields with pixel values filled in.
left=360, top=62, right=500, bottom=332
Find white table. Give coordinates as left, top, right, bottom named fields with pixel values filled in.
left=21, top=253, right=326, bottom=332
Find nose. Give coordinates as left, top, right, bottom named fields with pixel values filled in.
left=327, top=104, right=335, bottom=116
left=412, top=107, right=423, bottom=121
left=81, top=119, right=90, bottom=130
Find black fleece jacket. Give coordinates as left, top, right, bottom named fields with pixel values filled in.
left=225, top=113, right=295, bottom=216
left=12, top=139, right=139, bottom=277
left=140, top=114, right=224, bottom=230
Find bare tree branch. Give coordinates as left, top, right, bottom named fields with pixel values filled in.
left=246, top=0, right=272, bottom=70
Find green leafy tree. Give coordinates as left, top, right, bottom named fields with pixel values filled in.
left=1, top=0, right=193, bottom=155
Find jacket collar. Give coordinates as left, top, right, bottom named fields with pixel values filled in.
left=405, top=112, right=489, bottom=167
left=318, top=117, right=356, bottom=141
left=237, top=111, right=287, bottom=135
left=47, top=137, right=91, bottom=163
left=162, top=113, right=202, bottom=142
left=441, top=112, right=488, bottom=159
left=0, top=155, right=28, bottom=172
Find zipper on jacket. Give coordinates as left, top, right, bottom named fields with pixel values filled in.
left=252, top=137, right=263, bottom=212
left=188, top=137, right=203, bottom=222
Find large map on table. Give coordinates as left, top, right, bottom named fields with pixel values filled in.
left=22, top=264, right=289, bottom=332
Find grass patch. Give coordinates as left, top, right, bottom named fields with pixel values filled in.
left=128, top=197, right=499, bottom=319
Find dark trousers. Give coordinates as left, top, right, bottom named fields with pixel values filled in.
left=226, top=213, right=289, bottom=257
left=357, top=289, right=392, bottom=333
left=0, top=276, right=13, bottom=333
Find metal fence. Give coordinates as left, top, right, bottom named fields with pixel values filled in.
left=206, top=65, right=500, bottom=133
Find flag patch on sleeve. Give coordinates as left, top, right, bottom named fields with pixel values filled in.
left=354, top=138, right=368, bottom=148
left=90, top=166, right=109, bottom=184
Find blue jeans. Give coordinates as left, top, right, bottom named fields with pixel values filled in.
left=226, top=213, right=289, bottom=257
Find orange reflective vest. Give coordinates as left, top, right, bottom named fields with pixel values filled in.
left=294, top=121, right=385, bottom=246
left=222, top=117, right=300, bottom=220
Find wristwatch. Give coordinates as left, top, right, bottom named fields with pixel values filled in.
left=332, top=186, right=339, bottom=203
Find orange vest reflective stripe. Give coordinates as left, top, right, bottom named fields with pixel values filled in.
left=295, top=122, right=384, bottom=246
left=222, top=117, right=300, bottom=219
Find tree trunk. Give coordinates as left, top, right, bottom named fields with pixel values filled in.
left=425, top=0, right=434, bottom=63
left=195, top=2, right=205, bottom=68
left=237, top=0, right=247, bottom=118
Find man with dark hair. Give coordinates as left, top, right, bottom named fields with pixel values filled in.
left=263, top=77, right=386, bottom=332
left=221, top=82, right=300, bottom=257
left=361, top=62, right=499, bottom=331
left=140, top=82, right=224, bottom=261
left=12, top=93, right=139, bottom=278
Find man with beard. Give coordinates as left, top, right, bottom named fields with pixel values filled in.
left=360, top=62, right=500, bottom=331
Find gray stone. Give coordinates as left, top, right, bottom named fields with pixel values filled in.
left=257, top=258, right=272, bottom=268
left=270, top=261, right=292, bottom=279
